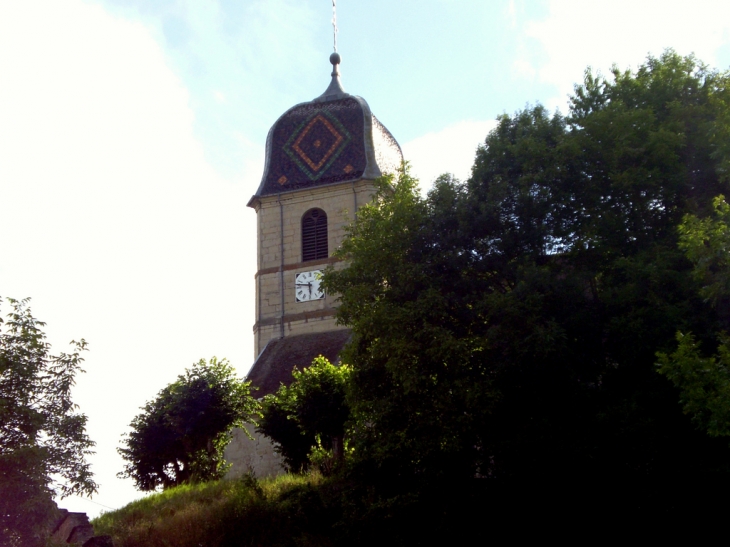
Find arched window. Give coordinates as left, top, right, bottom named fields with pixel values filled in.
left=301, top=208, right=328, bottom=262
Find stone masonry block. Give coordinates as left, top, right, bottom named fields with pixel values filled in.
left=224, top=425, right=285, bottom=479
left=68, top=524, right=95, bottom=545
left=50, top=509, right=69, bottom=536
left=51, top=512, right=91, bottom=544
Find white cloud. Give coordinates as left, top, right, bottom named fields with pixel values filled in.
left=402, top=120, right=498, bottom=193
left=0, top=0, right=256, bottom=516
left=517, top=0, right=730, bottom=112
left=513, top=57, right=538, bottom=80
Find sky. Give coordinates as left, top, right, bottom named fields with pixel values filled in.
left=2, top=0, right=730, bottom=518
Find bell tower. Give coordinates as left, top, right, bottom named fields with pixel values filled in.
left=226, top=54, right=401, bottom=478
left=246, top=53, right=402, bottom=365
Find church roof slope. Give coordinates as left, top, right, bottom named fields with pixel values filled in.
left=247, top=330, right=352, bottom=398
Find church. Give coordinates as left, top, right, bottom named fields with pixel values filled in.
left=224, top=52, right=403, bottom=477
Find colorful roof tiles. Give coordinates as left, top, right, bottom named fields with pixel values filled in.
left=253, top=54, right=402, bottom=199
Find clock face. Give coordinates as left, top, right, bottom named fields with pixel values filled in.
left=295, top=270, right=324, bottom=302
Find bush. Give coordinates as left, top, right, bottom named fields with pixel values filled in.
left=258, top=356, right=351, bottom=473
left=118, top=358, right=259, bottom=491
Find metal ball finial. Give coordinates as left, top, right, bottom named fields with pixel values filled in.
left=316, top=49, right=345, bottom=101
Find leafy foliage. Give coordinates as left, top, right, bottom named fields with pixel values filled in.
left=118, top=358, right=258, bottom=491
left=324, top=170, right=499, bottom=478
left=257, top=382, right=315, bottom=472
left=678, top=195, right=730, bottom=307
left=656, top=195, right=730, bottom=437
left=258, top=356, right=351, bottom=472
left=324, top=50, right=730, bottom=482
left=0, top=297, right=96, bottom=546
left=657, top=332, right=730, bottom=437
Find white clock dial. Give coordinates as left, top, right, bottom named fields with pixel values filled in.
left=295, top=270, right=324, bottom=302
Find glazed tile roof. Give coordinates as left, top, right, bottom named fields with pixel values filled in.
left=252, top=55, right=402, bottom=199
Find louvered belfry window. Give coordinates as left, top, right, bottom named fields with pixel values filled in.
left=302, top=208, right=328, bottom=262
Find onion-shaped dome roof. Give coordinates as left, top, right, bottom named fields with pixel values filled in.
left=252, top=53, right=403, bottom=199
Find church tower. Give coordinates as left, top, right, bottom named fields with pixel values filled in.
left=244, top=53, right=402, bottom=396
left=225, top=54, right=402, bottom=477
left=225, top=52, right=403, bottom=477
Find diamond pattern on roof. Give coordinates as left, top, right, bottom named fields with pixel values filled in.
left=284, top=111, right=352, bottom=180
left=256, top=96, right=402, bottom=197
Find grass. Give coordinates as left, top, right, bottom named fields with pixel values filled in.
left=92, top=465, right=730, bottom=546
left=90, top=469, right=559, bottom=546
left=91, top=470, right=558, bottom=546
left=91, top=473, right=335, bottom=547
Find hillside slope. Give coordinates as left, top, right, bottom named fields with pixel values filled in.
left=92, top=474, right=340, bottom=547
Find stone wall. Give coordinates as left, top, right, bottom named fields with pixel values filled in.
left=49, top=509, right=113, bottom=546
left=224, top=424, right=285, bottom=479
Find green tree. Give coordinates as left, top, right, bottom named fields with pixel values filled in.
left=0, top=297, right=96, bottom=547
left=258, top=382, right=315, bottom=472
left=657, top=332, right=730, bottom=438
left=325, top=170, right=506, bottom=479
left=258, top=356, right=351, bottom=473
left=656, top=195, right=730, bottom=438
left=677, top=195, right=730, bottom=307
left=118, top=357, right=258, bottom=491
left=324, top=50, right=730, bottom=482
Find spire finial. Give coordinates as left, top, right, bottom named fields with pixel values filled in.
left=330, top=52, right=341, bottom=76
left=316, top=50, right=345, bottom=101
left=332, top=0, right=338, bottom=53
left=315, top=1, right=345, bottom=101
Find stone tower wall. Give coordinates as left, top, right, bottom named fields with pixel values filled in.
left=226, top=179, right=377, bottom=480
left=251, top=178, right=376, bottom=358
